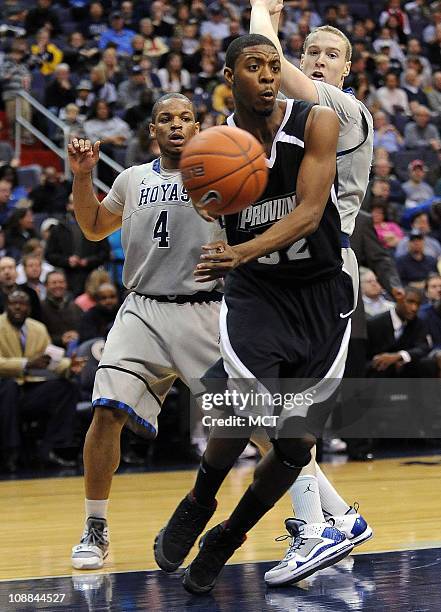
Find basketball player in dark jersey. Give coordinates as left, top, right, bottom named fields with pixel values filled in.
left=154, top=34, right=354, bottom=593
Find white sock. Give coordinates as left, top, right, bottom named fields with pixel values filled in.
left=289, top=475, right=325, bottom=524
left=315, top=465, right=351, bottom=517
left=85, top=499, right=109, bottom=520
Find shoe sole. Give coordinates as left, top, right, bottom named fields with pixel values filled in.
left=265, top=541, right=354, bottom=586
left=350, top=526, right=373, bottom=547
left=71, top=550, right=108, bottom=570
left=154, top=528, right=182, bottom=573
left=183, top=567, right=215, bottom=594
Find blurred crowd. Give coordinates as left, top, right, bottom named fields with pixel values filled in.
left=0, top=0, right=441, bottom=473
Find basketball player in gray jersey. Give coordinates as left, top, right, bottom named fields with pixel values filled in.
left=69, top=94, right=224, bottom=570
left=250, top=2, right=374, bottom=584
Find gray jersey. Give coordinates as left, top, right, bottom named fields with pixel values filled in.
left=313, top=81, right=374, bottom=236
left=102, top=158, right=224, bottom=295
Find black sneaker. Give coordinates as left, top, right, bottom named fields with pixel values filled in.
left=154, top=493, right=217, bottom=572
left=183, top=522, right=246, bottom=594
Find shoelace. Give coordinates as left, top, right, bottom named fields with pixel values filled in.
left=275, top=532, right=307, bottom=561
left=81, top=525, right=107, bottom=548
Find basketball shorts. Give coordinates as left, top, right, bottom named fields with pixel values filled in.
left=92, top=292, right=221, bottom=437
left=205, top=264, right=355, bottom=437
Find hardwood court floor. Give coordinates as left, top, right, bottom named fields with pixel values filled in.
left=2, top=455, right=441, bottom=581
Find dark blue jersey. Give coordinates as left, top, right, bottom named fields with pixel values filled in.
left=225, top=99, right=343, bottom=285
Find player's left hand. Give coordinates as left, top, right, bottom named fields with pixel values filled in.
left=194, top=241, right=242, bottom=282
left=250, top=0, right=284, bottom=15
left=372, top=353, right=401, bottom=371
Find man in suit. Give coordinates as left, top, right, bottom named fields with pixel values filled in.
left=341, top=210, right=404, bottom=460
left=0, top=290, right=85, bottom=472
left=367, top=286, right=430, bottom=376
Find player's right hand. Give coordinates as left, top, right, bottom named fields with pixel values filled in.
left=67, top=138, right=100, bottom=176
left=250, top=0, right=284, bottom=15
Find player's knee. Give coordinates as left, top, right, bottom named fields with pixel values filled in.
left=93, top=404, right=129, bottom=430
left=271, top=435, right=316, bottom=469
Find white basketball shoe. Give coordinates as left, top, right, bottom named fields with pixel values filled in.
left=71, top=517, right=109, bottom=570
left=264, top=519, right=353, bottom=586
left=326, top=504, right=373, bottom=547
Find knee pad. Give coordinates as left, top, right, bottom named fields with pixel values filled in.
left=271, top=438, right=313, bottom=469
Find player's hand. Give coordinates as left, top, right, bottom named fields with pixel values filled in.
left=372, top=353, right=401, bottom=371
left=67, top=138, right=100, bottom=176
left=250, top=0, right=284, bottom=15
left=194, top=241, right=242, bottom=282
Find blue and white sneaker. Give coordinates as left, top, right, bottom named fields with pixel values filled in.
left=264, top=519, right=354, bottom=586
left=326, top=504, right=373, bottom=547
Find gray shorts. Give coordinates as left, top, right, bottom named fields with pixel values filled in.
left=92, top=292, right=220, bottom=437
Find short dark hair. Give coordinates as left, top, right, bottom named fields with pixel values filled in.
left=225, top=34, right=278, bottom=70
left=7, top=290, right=30, bottom=304
left=404, top=285, right=423, bottom=300
left=45, top=269, right=66, bottom=284
left=151, top=93, right=196, bottom=123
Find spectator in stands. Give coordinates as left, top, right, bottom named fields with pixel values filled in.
left=396, top=229, right=439, bottom=288
left=427, top=71, right=441, bottom=115
left=428, top=22, right=441, bottom=69
left=83, top=100, right=131, bottom=182
left=362, top=178, right=391, bottom=211
left=376, top=70, right=410, bottom=116
left=45, top=63, right=76, bottom=112
left=401, top=68, right=429, bottom=108
left=75, top=80, right=94, bottom=119
left=200, top=4, right=231, bottom=41
left=421, top=273, right=441, bottom=313
left=150, top=0, right=175, bottom=39
left=157, top=52, right=191, bottom=93
left=41, top=269, right=82, bottom=349
left=406, top=38, right=433, bottom=86
left=117, top=65, right=149, bottom=110
left=403, top=160, right=435, bottom=208
left=371, top=201, right=405, bottom=250
left=424, top=7, right=441, bottom=45
left=373, top=28, right=406, bottom=66
left=0, top=256, right=42, bottom=321
left=396, top=212, right=441, bottom=259
left=97, top=47, right=125, bottom=88
left=0, top=226, right=19, bottom=262
left=404, top=105, right=441, bottom=150
left=5, top=209, right=38, bottom=254
left=124, top=90, right=155, bottom=132
left=0, top=166, right=28, bottom=209
left=371, top=157, right=406, bottom=205
left=0, top=41, right=33, bottom=143
left=80, top=1, right=108, bottom=43
left=420, top=296, right=441, bottom=355
left=79, top=282, right=119, bottom=342
left=139, top=17, right=170, bottom=59
left=30, top=28, right=63, bottom=76
left=74, top=269, right=111, bottom=312
left=361, top=268, right=395, bottom=318
left=379, top=0, right=411, bottom=36
left=20, top=254, right=46, bottom=300
left=0, top=290, right=84, bottom=471
left=98, top=11, right=136, bottom=56
left=45, top=199, right=110, bottom=296
left=29, top=167, right=71, bottom=216
left=125, top=123, right=155, bottom=166
left=24, top=0, right=61, bottom=37
left=16, top=238, right=54, bottom=285
left=89, top=65, right=118, bottom=107
left=367, top=286, right=430, bottom=376
left=0, top=179, right=15, bottom=227
left=62, top=31, right=99, bottom=76
left=57, top=104, right=86, bottom=144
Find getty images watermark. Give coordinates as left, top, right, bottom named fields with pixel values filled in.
left=200, top=389, right=316, bottom=428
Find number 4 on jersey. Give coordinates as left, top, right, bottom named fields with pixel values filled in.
left=153, top=210, right=170, bottom=248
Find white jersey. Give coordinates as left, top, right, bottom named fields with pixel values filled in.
left=313, top=81, right=374, bottom=236
left=102, top=158, right=224, bottom=295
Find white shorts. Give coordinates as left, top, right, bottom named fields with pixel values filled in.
left=92, top=292, right=221, bottom=437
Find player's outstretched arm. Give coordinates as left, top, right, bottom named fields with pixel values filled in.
left=68, top=138, right=121, bottom=241
left=249, top=0, right=318, bottom=102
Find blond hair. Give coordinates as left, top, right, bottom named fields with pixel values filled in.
left=303, top=26, right=352, bottom=62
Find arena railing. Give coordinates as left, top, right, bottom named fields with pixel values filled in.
left=14, top=91, right=124, bottom=193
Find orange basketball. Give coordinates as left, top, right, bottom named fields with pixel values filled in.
left=180, top=125, right=268, bottom=216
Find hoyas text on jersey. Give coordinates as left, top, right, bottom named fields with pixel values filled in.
left=238, top=192, right=296, bottom=231
left=138, top=182, right=190, bottom=207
